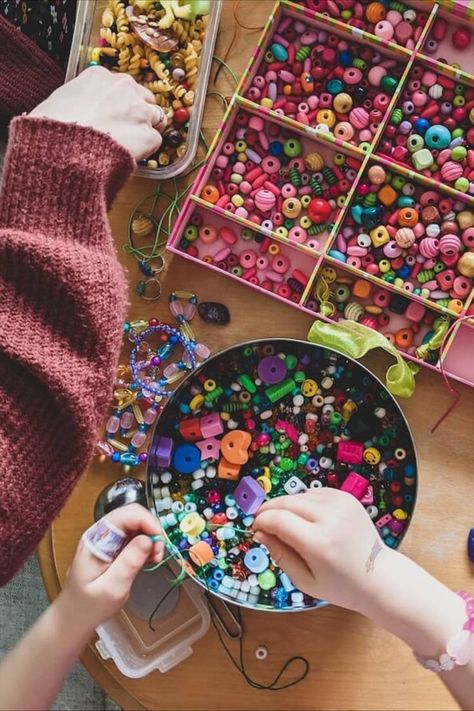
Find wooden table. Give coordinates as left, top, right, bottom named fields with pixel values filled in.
left=38, top=2, right=474, bottom=709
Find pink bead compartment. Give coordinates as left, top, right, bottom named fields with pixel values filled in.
left=176, top=205, right=316, bottom=305
left=421, top=10, right=474, bottom=78
left=290, top=0, right=433, bottom=50
left=196, top=109, right=362, bottom=252
left=243, top=12, right=408, bottom=150
left=305, top=260, right=453, bottom=363
left=329, top=160, right=474, bottom=314
left=379, top=62, right=474, bottom=180
left=167, top=2, right=474, bottom=387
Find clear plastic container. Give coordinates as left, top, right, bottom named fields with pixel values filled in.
left=95, top=564, right=210, bottom=677
left=66, top=0, right=222, bottom=179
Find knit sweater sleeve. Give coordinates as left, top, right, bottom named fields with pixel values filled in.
left=0, top=116, right=135, bottom=586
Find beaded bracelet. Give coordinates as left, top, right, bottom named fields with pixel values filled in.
left=415, top=591, right=474, bottom=673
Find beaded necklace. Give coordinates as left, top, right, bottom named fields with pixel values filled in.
left=96, top=291, right=209, bottom=471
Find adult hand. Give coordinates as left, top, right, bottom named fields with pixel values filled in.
left=29, top=66, right=166, bottom=159
left=253, top=488, right=388, bottom=612
left=62, top=503, right=164, bottom=630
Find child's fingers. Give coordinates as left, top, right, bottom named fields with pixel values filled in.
left=257, top=493, right=321, bottom=522
left=252, top=509, right=315, bottom=556
left=98, top=535, right=152, bottom=590
left=253, top=530, right=314, bottom=592
left=103, top=503, right=161, bottom=537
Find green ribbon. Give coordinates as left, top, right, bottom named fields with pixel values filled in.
left=307, top=319, right=419, bottom=398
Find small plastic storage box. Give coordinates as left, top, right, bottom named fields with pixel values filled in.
left=95, top=565, right=210, bottom=677
left=66, top=0, right=222, bottom=179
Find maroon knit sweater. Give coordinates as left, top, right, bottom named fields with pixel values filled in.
left=0, top=116, right=135, bottom=585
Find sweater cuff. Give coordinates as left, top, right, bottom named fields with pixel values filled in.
left=0, top=117, right=135, bottom=246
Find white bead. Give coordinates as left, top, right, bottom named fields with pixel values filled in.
left=202, top=506, right=213, bottom=520
left=293, top=394, right=304, bottom=406
left=260, top=410, right=273, bottom=420
left=193, top=468, right=206, bottom=480
left=222, top=575, right=235, bottom=588
left=161, top=496, right=173, bottom=510
left=191, top=479, right=203, bottom=490
left=160, top=471, right=172, bottom=484
left=161, top=486, right=170, bottom=498
left=152, top=473, right=160, bottom=485
left=206, top=465, right=217, bottom=479
left=171, top=501, right=184, bottom=513
left=247, top=574, right=258, bottom=587
left=283, top=476, right=307, bottom=495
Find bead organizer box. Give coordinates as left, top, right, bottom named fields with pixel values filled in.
left=147, top=340, right=417, bottom=611
left=168, top=1, right=474, bottom=388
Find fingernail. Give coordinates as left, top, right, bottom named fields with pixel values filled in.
left=253, top=531, right=262, bottom=543
left=149, top=534, right=162, bottom=543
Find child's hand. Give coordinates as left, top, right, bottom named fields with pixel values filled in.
left=253, top=488, right=389, bottom=612
left=29, top=66, right=167, bottom=160
left=61, top=504, right=164, bottom=630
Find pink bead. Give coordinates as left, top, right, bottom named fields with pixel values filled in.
left=374, top=20, right=394, bottom=41
left=439, top=233, right=461, bottom=256
left=131, top=431, right=147, bottom=447
left=367, top=66, right=386, bottom=87
left=288, top=226, right=308, bottom=243
left=441, top=161, right=463, bottom=183
left=343, top=67, right=362, bottom=85
left=240, top=250, right=257, bottom=268
left=106, top=416, right=120, bottom=434
left=349, top=107, right=369, bottom=129
left=144, top=407, right=158, bottom=425
left=412, top=90, right=428, bottom=107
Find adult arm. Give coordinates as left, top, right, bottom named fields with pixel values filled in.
left=0, top=67, right=165, bottom=586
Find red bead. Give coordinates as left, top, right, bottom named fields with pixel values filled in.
left=174, top=107, right=190, bottom=125
left=308, top=198, right=332, bottom=224
left=452, top=28, right=471, bottom=50
left=149, top=318, right=159, bottom=326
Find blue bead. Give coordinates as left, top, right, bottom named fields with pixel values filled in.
left=397, top=266, right=411, bottom=278
left=338, top=50, right=353, bottom=67
left=244, top=548, right=269, bottom=573
left=425, top=124, right=451, bottom=150
left=327, top=78, right=344, bottom=94
left=384, top=534, right=399, bottom=549
left=111, top=452, right=121, bottom=463
left=328, top=249, right=346, bottom=262
left=270, top=140, right=283, bottom=156
left=414, top=117, right=429, bottom=135
left=172, top=443, right=201, bottom=474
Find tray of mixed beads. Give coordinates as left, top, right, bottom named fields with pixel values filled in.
left=147, top=339, right=417, bottom=611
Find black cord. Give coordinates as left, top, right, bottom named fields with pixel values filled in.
left=207, top=595, right=310, bottom=691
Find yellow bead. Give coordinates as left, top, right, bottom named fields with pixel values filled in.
left=203, top=379, right=216, bottom=392
left=370, top=225, right=390, bottom=247
left=261, top=97, right=274, bottom=109
left=231, top=194, right=244, bottom=208
left=316, top=109, right=336, bottom=128
left=282, top=197, right=302, bottom=219
left=91, top=47, right=101, bottom=62
left=321, top=266, right=337, bottom=283
left=190, top=394, right=204, bottom=411
left=333, top=92, right=353, bottom=113
left=393, top=508, right=408, bottom=520
left=179, top=513, right=205, bottom=538
left=257, top=475, right=272, bottom=493
left=301, top=379, right=318, bottom=397
left=363, top=447, right=381, bottom=465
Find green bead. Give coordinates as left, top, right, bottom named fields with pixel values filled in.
left=258, top=569, right=277, bottom=590
left=184, top=224, right=198, bottom=241
left=238, top=373, right=256, bottom=393
left=353, top=58, right=367, bottom=71
left=298, top=453, right=310, bottom=466
left=334, top=284, right=350, bottom=303
left=433, top=262, right=445, bottom=274
left=283, top=137, right=302, bottom=158
left=455, top=176, right=470, bottom=193
left=359, top=142, right=372, bottom=154
left=452, top=128, right=464, bottom=140
left=391, top=108, right=403, bottom=125
left=241, top=228, right=253, bottom=240
left=330, top=411, right=342, bottom=425
left=280, top=457, right=294, bottom=472
left=381, top=75, right=398, bottom=95
left=391, top=174, right=406, bottom=190
left=451, top=145, right=467, bottom=161
left=294, top=370, right=306, bottom=383
left=283, top=218, right=294, bottom=230
left=284, top=354, right=298, bottom=370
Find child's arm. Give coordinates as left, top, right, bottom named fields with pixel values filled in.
left=0, top=504, right=163, bottom=711
left=254, top=489, right=474, bottom=711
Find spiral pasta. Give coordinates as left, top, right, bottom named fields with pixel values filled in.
left=183, top=43, right=198, bottom=88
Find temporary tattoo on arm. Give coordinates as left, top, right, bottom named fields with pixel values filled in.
left=365, top=538, right=383, bottom=573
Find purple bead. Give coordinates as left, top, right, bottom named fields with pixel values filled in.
left=151, top=356, right=161, bottom=366
left=234, top=476, right=266, bottom=515
left=150, top=435, right=173, bottom=469
left=139, top=452, right=148, bottom=462
left=468, top=528, right=474, bottom=563
left=257, top=355, right=287, bottom=385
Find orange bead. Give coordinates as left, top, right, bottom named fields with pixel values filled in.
left=352, top=278, right=372, bottom=299
left=201, top=184, right=220, bottom=204
left=218, top=458, right=241, bottom=481
left=377, top=184, right=398, bottom=207
left=220, top=430, right=252, bottom=465
left=395, top=328, right=414, bottom=349
left=189, top=541, right=214, bottom=567
left=365, top=1, right=386, bottom=23
left=398, top=207, right=419, bottom=227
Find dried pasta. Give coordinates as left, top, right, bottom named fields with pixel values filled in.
left=93, top=0, right=209, bottom=168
